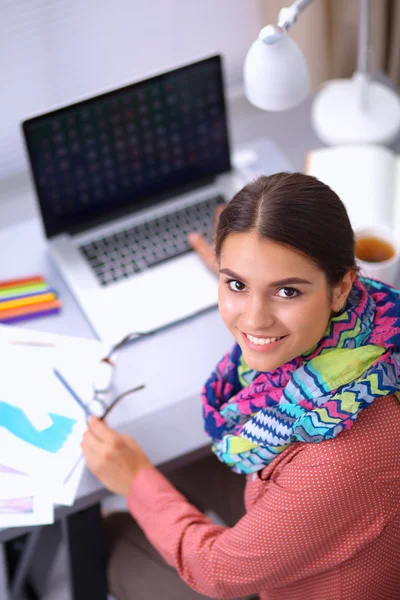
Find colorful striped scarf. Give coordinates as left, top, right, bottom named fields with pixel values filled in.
left=202, top=278, right=400, bottom=474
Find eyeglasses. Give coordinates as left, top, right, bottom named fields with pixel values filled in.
left=54, top=331, right=150, bottom=422
left=89, top=331, right=149, bottom=420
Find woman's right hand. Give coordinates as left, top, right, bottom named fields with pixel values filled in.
left=81, top=416, right=153, bottom=497
left=187, top=206, right=224, bottom=275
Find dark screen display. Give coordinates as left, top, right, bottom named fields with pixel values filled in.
left=22, top=56, right=231, bottom=238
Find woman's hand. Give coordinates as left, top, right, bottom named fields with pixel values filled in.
left=187, top=205, right=224, bottom=275
left=81, top=417, right=153, bottom=497
left=188, top=233, right=217, bottom=273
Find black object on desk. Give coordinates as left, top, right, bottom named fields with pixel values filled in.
left=5, top=504, right=108, bottom=600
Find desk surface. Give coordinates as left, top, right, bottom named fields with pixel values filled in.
left=1, top=82, right=398, bottom=543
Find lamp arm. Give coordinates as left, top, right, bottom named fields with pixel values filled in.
left=355, top=0, right=370, bottom=111
left=277, top=0, right=315, bottom=31
left=357, top=0, right=369, bottom=75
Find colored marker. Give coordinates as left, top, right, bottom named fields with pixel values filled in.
left=0, top=283, right=50, bottom=300
left=0, top=276, right=45, bottom=290
left=0, top=299, right=62, bottom=322
left=2, top=307, right=61, bottom=324
left=0, top=292, right=56, bottom=311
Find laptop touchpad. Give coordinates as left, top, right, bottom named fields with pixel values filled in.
left=95, top=252, right=218, bottom=335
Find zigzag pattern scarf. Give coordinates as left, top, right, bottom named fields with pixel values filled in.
left=202, top=278, right=400, bottom=474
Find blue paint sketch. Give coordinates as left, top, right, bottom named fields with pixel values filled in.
left=0, top=401, right=77, bottom=453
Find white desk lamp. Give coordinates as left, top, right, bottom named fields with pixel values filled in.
left=244, top=0, right=400, bottom=146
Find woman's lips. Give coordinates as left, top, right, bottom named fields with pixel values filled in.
left=241, top=331, right=287, bottom=352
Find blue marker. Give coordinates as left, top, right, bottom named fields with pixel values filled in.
left=53, top=368, right=90, bottom=418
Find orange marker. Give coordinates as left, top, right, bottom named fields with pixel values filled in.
left=0, top=298, right=62, bottom=321
left=0, top=276, right=45, bottom=290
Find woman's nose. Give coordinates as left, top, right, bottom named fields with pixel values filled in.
left=243, top=295, right=275, bottom=332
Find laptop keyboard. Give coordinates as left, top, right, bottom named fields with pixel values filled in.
left=79, top=194, right=225, bottom=286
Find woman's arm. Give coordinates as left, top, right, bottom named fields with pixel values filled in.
left=82, top=418, right=384, bottom=599
left=126, top=461, right=384, bottom=598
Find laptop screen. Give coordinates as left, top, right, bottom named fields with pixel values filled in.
left=22, top=55, right=231, bottom=239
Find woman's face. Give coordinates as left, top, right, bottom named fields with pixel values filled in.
left=218, top=231, right=345, bottom=372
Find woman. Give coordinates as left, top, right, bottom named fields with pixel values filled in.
left=82, top=173, right=400, bottom=600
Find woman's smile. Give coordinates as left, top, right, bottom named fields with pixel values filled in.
left=241, top=331, right=288, bottom=352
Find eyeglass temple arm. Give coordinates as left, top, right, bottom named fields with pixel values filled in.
left=104, top=331, right=151, bottom=362
left=100, top=384, right=145, bottom=421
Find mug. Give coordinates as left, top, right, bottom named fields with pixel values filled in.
left=355, top=225, right=400, bottom=286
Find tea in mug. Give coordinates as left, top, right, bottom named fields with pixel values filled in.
left=355, top=236, right=395, bottom=263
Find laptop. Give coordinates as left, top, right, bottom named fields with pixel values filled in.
left=22, top=55, right=242, bottom=343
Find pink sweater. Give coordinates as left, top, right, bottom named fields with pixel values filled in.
left=127, top=395, right=400, bottom=599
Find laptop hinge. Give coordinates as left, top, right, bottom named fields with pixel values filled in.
left=64, top=176, right=217, bottom=237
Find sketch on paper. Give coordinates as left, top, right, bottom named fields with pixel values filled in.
left=0, top=401, right=76, bottom=453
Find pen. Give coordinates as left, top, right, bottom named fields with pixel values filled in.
left=9, top=340, right=55, bottom=347
left=53, top=368, right=91, bottom=418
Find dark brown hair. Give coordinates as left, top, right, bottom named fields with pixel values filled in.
left=215, top=172, right=357, bottom=286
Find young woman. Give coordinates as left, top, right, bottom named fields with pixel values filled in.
left=82, top=173, right=400, bottom=600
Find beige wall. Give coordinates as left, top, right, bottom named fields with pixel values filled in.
left=262, top=0, right=400, bottom=91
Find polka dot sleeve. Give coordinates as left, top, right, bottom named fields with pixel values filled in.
left=127, top=460, right=384, bottom=599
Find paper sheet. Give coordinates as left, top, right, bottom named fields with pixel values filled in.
left=0, top=325, right=107, bottom=512
left=0, top=344, right=86, bottom=481
left=0, top=466, right=54, bottom=527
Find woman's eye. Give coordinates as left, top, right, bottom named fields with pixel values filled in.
left=276, top=287, right=300, bottom=298
left=228, top=280, right=246, bottom=292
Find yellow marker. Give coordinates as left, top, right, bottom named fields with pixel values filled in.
left=0, top=292, right=56, bottom=311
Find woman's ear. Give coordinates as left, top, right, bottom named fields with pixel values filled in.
left=331, top=270, right=357, bottom=312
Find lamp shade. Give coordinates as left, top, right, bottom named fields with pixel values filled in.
left=244, top=26, right=309, bottom=111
